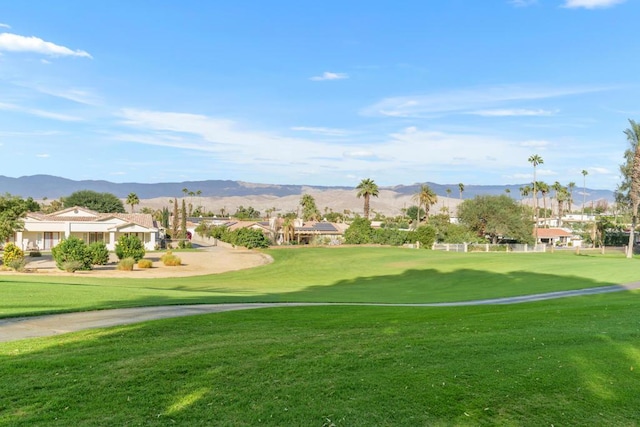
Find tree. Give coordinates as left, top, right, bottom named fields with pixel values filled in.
left=300, top=194, right=321, bottom=221
left=64, top=190, right=125, bottom=213
left=458, top=195, right=534, bottom=244
left=528, top=154, right=543, bottom=239
left=538, top=181, right=549, bottom=226
left=344, top=217, right=373, bottom=244
left=581, top=169, right=589, bottom=221
left=126, top=192, right=140, bottom=213
left=616, top=119, right=640, bottom=258
left=0, top=194, right=35, bottom=242
left=181, top=199, right=188, bottom=240
left=51, top=236, right=92, bottom=271
left=356, top=178, right=379, bottom=220
left=458, top=183, right=464, bottom=200
left=171, top=198, right=179, bottom=240
left=412, top=184, right=438, bottom=224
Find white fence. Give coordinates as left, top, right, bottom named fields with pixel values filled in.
left=433, top=243, right=547, bottom=253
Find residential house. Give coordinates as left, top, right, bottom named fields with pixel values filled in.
left=12, top=206, right=159, bottom=251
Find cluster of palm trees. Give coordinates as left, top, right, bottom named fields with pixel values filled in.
left=356, top=178, right=440, bottom=226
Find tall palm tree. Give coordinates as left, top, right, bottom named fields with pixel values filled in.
left=126, top=192, right=139, bottom=213
left=528, top=154, right=543, bottom=241
left=567, top=182, right=576, bottom=212
left=581, top=170, right=588, bottom=221
left=538, top=181, right=549, bottom=227
left=458, top=183, right=464, bottom=200
left=356, top=178, right=379, bottom=220
left=624, top=119, right=640, bottom=258
left=412, top=184, right=438, bottom=224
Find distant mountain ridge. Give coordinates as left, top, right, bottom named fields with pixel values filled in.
left=0, top=174, right=615, bottom=202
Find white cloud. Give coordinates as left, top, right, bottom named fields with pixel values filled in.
left=29, top=85, right=101, bottom=105
left=562, top=0, right=626, bottom=8
left=0, top=101, right=82, bottom=121
left=362, top=84, right=611, bottom=118
left=0, top=32, right=92, bottom=58
left=309, top=72, right=348, bottom=81
left=520, top=140, right=550, bottom=148
left=509, top=0, right=538, bottom=6
left=0, top=23, right=10, bottom=29
left=470, top=108, right=555, bottom=117
left=36, top=153, right=50, bottom=158
left=343, top=150, right=378, bottom=159
left=291, top=126, right=348, bottom=136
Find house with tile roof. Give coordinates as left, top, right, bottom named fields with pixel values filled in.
left=535, top=227, right=577, bottom=246
left=12, top=206, right=159, bottom=251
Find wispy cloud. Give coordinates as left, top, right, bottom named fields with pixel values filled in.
left=36, top=153, right=50, bottom=158
left=309, top=72, right=348, bottom=81
left=26, top=84, right=101, bottom=105
left=470, top=108, right=556, bottom=117
left=362, top=84, right=611, bottom=118
left=0, top=32, right=92, bottom=58
left=520, top=140, right=551, bottom=148
left=291, top=126, right=349, bottom=136
left=562, top=0, right=626, bottom=8
left=0, top=101, right=82, bottom=121
left=508, top=0, right=538, bottom=6
left=0, top=23, right=10, bottom=29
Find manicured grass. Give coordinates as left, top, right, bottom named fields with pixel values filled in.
left=2, top=247, right=640, bottom=317
left=1, top=292, right=639, bottom=425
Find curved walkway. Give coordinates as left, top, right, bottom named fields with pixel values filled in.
left=2, top=282, right=639, bottom=343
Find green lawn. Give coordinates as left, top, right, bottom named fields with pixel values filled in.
left=2, top=247, right=640, bottom=318
left=1, top=292, right=639, bottom=426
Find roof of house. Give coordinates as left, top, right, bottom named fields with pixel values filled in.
left=536, top=228, right=574, bottom=238
left=27, top=206, right=158, bottom=229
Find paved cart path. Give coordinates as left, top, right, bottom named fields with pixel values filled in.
left=2, top=282, right=640, bottom=343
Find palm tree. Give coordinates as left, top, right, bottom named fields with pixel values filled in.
left=538, top=181, right=549, bottom=227
left=412, top=184, right=438, bottom=224
left=528, top=154, right=543, bottom=241
left=458, top=183, right=464, bottom=200
left=567, top=182, right=576, bottom=212
left=356, top=178, right=379, bottom=220
left=126, top=192, right=139, bottom=213
left=624, top=120, right=640, bottom=258
left=581, top=170, right=588, bottom=221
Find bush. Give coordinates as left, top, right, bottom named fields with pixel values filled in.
left=226, top=228, right=270, bottom=249
left=62, top=260, right=84, bottom=273
left=117, top=257, right=136, bottom=271
left=115, top=235, right=145, bottom=261
left=29, top=250, right=42, bottom=257
left=8, top=258, right=27, bottom=272
left=88, top=241, right=110, bottom=265
left=162, top=254, right=182, bottom=266
left=344, top=217, right=373, bottom=244
left=138, top=259, right=153, bottom=268
left=51, top=236, right=92, bottom=271
left=2, top=242, right=24, bottom=267
left=409, top=225, right=437, bottom=249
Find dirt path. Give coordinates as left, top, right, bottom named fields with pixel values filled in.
left=2, top=282, right=639, bottom=343
left=2, top=244, right=272, bottom=278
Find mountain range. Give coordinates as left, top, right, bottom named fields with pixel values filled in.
left=0, top=175, right=615, bottom=217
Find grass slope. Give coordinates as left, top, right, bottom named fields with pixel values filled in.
left=2, top=248, right=640, bottom=318
left=1, top=292, right=639, bottom=426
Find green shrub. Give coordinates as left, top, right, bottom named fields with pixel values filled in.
left=137, top=259, right=153, bottom=268
left=117, top=257, right=136, bottom=271
left=344, top=217, right=373, bottom=244
left=29, top=250, right=42, bottom=257
left=88, top=241, right=110, bottom=265
left=62, top=260, right=84, bottom=273
left=115, top=235, right=145, bottom=261
left=2, top=242, right=24, bottom=266
left=51, top=236, right=92, bottom=271
left=225, top=228, right=270, bottom=249
left=162, top=254, right=182, bottom=266
left=8, top=258, right=27, bottom=272
left=160, top=251, right=173, bottom=262
left=409, top=225, right=436, bottom=249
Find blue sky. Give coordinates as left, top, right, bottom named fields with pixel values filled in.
left=0, top=0, right=638, bottom=190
